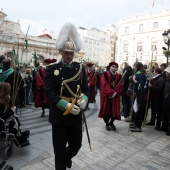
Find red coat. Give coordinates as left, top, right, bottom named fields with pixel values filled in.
left=86, top=70, right=97, bottom=103
left=98, top=71, right=123, bottom=120
left=35, top=68, right=50, bottom=108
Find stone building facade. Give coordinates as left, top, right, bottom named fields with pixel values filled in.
left=0, top=10, right=84, bottom=66
left=78, top=27, right=112, bottom=66
left=116, top=9, right=170, bottom=68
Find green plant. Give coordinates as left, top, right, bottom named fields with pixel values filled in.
left=163, top=50, right=170, bottom=56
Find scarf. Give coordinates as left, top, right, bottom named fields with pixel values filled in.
left=0, top=68, right=14, bottom=82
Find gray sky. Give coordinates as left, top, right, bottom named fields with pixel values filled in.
left=1, top=0, right=170, bottom=36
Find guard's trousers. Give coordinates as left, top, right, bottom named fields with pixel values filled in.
left=52, top=124, right=82, bottom=170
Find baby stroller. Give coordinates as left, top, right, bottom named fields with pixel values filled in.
left=0, top=118, right=29, bottom=159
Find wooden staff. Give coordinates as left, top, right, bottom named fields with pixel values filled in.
left=142, top=87, right=150, bottom=127
left=12, top=25, right=30, bottom=106
left=115, top=70, right=127, bottom=89
left=128, top=77, right=135, bottom=132
left=142, top=52, right=154, bottom=126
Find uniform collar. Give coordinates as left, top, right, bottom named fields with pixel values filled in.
left=62, top=60, right=73, bottom=68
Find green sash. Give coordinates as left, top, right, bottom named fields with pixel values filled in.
left=0, top=68, right=14, bottom=82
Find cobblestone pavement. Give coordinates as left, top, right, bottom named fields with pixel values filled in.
left=1, top=94, right=170, bottom=170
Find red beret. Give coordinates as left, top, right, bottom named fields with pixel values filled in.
left=87, top=62, right=93, bottom=67
left=109, top=62, right=118, bottom=68
left=44, top=58, right=51, bottom=63
left=51, top=59, right=57, bottom=63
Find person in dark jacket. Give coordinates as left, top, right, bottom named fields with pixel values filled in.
left=44, top=23, right=89, bottom=170
left=121, top=66, right=133, bottom=122
left=160, top=63, right=167, bottom=79
left=130, top=62, right=147, bottom=132
left=161, top=66, right=170, bottom=135
left=25, top=68, right=33, bottom=105
left=146, top=68, right=165, bottom=129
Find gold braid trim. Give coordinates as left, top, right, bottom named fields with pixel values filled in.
left=61, top=63, right=82, bottom=99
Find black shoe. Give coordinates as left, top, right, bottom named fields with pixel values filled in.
left=154, top=125, right=161, bottom=130
left=105, top=125, right=110, bottom=131
left=41, top=112, right=45, bottom=117
left=131, top=127, right=142, bottom=132
left=146, top=122, right=155, bottom=126
left=160, top=127, right=168, bottom=132
left=110, top=124, right=116, bottom=131
left=129, top=122, right=135, bottom=126
left=129, top=124, right=135, bottom=129
left=26, top=103, right=32, bottom=105
left=21, top=130, right=30, bottom=138
left=66, top=159, right=72, bottom=169
left=15, top=136, right=30, bottom=147
left=166, top=131, right=170, bottom=136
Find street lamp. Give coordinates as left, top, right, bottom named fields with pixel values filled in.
left=162, top=29, right=170, bottom=65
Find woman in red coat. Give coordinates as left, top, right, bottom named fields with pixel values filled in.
left=98, top=62, right=123, bottom=131
left=35, top=58, right=57, bottom=117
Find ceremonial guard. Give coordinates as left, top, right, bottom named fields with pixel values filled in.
left=35, top=58, right=56, bottom=117
left=86, top=62, right=97, bottom=103
left=45, top=23, right=89, bottom=170
left=98, top=62, right=123, bottom=131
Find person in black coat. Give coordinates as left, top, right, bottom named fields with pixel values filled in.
left=146, top=68, right=165, bottom=129
left=130, top=62, right=147, bottom=132
left=160, top=63, right=167, bottom=79
left=44, top=23, right=89, bottom=170
left=121, top=66, right=133, bottom=121
left=161, top=66, right=170, bottom=135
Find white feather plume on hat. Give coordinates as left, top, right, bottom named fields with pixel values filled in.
left=56, top=23, right=83, bottom=52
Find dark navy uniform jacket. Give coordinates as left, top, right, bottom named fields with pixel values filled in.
left=45, top=61, right=89, bottom=126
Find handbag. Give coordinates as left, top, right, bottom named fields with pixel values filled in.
left=126, top=88, right=134, bottom=98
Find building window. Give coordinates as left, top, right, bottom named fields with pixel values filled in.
left=137, top=43, right=143, bottom=51
left=153, top=22, right=158, bottom=29
left=125, top=27, right=129, bottom=34
left=123, top=44, right=128, bottom=52
left=151, top=44, right=157, bottom=51
left=139, top=24, right=143, bottom=32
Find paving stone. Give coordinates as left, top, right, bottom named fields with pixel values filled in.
left=6, top=96, right=170, bottom=170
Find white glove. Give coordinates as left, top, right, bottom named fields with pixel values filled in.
left=77, top=98, right=87, bottom=109
left=65, top=103, right=80, bottom=115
